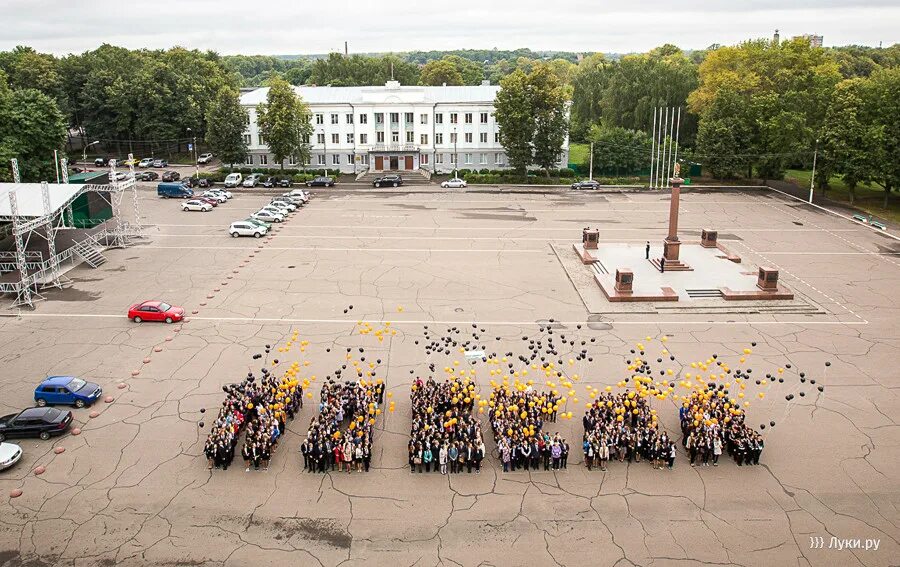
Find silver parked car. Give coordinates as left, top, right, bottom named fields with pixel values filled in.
left=229, top=221, right=267, bottom=238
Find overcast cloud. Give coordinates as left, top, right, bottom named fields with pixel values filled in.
left=2, top=0, right=897, bottom=56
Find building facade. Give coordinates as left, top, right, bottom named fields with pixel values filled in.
left=239, top=81, right=569, bottom=174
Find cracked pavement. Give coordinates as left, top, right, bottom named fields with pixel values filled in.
left=0, top=186, right=897, bottom=566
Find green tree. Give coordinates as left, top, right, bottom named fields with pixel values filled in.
left=0, top=71, right=67, bottom=183
left=205, top=87, right=248, bottom=170
left=821, top=79, right=872, bottom=204
left=494, top=69, right=535, bottom=173
left=570, top=54, right=612, bottom=141
left=864, top=68, right=900, bottom=208
left=587, top=125, right=652, bottom=175
left=494, top=64, right=570, bottom=174
left=256, top=77, right=312, bottom=170
left=530, top=64, right=570, bottom=174
left=419, top=59, right=463, bottom=86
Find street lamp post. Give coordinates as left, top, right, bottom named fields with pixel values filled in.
left=809, top=138, right=819, bottom=204
left=82, top=140, right=100, bottom=164
left=187, top=128, right=199, bottom=180
left=453, top=127, right=458, bottom=178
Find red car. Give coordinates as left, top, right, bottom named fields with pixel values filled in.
left=196, top=196, right=218, bottom=207
left=127, top=300, right=185, bottom=324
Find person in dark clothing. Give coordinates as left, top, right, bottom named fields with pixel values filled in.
left=645, top=241, right=650, bottom=259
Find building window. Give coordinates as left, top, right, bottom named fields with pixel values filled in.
left=317, top=133, right=325, bottom=144
left=465, top=113, right=473, bottom=124
left=495, top=133, right=500, bottom=143
left=302, top=134, right=310, bottom=144
left=243, top=134, right=251, bottom=145
left=315, top=114, right=324, bottom=124
left=288, top=155, right=297, bottom=166
left=346, top=113, right=354, bottom=124
left=376, top=132, right=385, bottom=143
left=435, top=113, right=443, bottom=124
left=331, top=133, right=339, bottom=144
left=449, top=154, right=456, bottom=164
left=391, top=131, right=399, bottom=143
left=362, top=154, right=369, bottom=165
left=258, top=134, right=266, bottom=146
left=450, top=133, right=457, bottom=143
left=260, top=155, right=268, bottom=165
left=245, top=155, right=253, bottom=165
left=331, top=113, right=338, bottom=124
left=480, top=133, right=488, bottom=143
left=332, top=154, right=340, bottom=165
left=420, top=134, right=428, bottom=145
left=406, top=131, right=414, bottom=143
left=436, top=154, right=444, bottom=164
left=435, top=133, right=443, bottom=144
left=421, top=153, right=429, bottom=165
left=495, top=153, right=504, bottom=165
left=347, top=133, right=355, bottom=144
left=480, top=112, right=488, bottom=124
left=317, top=154, right=326, bottom=165
left=405, top=112, right=414, bottom=123
left=347, top=154, right=354, bottom=164
left=464, top=153, right=472, bottom=164
left=360, top=133, right=368, bottom=144
left=479, top=153, right=487, bottom=164
left=360, top=113, right=368, bottom=124
left=375, top=113, right=384, bottom=124
left=450, top=113, right=458, bottom=124
left=420, top=114, right=428, bottom=124
left=465, top=133, right=473, bottom=143
left=390, top=112, right=399, bottom=124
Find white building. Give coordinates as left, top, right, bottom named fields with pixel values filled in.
left=239, top=81, right=569, bottom=174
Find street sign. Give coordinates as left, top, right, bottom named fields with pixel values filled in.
left=188, top=143, right=193, bottom=151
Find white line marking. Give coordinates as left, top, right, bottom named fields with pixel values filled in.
left=150, top=224, right=861, bottom=232
left=139, top=245, right=545, bottom=252
left=3, top=313, right=867, bottom=326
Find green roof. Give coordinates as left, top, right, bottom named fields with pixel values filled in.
left=67, top=171, right=108, bottom=184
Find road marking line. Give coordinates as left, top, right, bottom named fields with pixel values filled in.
left=139, top=245, right=545, bottom=252
left=2, top=313, right=867, bottom=326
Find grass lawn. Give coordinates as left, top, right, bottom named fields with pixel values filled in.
left=569, top=142, right=589, bottom=166
left=785, top=169, right=899, bottom=225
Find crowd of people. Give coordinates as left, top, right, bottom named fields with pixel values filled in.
left=488, top=384, right=570, bottom=472
left=581, top=390, right=676, bottom=471
left=204, top=369, right=303, bottom=472
left=680, top=387, right=764, bottom=467
left=408, top=377, right=486, bottom=474
left=299, top=379, right=383, bottom=473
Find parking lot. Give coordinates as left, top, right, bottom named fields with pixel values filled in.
left=0, top=185, right=898, bottom=567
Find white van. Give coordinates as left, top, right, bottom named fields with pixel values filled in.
left=224, top=173, right=243, bottom=188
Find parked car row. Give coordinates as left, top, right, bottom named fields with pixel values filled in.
left=182, top=188, right=233, bottom=213
left=232, top=189, right=310, bottom=237
left=0, top=374, right=106, bottom=470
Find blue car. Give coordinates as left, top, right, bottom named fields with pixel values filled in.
left=34, top=376, right=102, bottom=409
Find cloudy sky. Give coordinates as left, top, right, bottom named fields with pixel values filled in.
left=2, top=0, right=897, bottom=56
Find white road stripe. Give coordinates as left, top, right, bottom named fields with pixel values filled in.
left=139, top=245, right=545, bottom=252
left=1, top=313, right=868, bottom=326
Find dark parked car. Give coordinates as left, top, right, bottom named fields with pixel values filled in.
left=306, top=176, right=335, bottom=187
left=373, top=174, right=402, bottom=188
left=277, top=178, right=293, bottom=188
left=136, top=171, right=159, bottom=181
left=571, top=180, right=600, bottom=190
left=93, top=157, right=118, bottom=167
left=181, top=177, right=212, bottom=188
left=262, top=176, right=277, bottom=188
left=162, top=171, right=181, bottom=182
left=0, top=407, right=73, bottom=441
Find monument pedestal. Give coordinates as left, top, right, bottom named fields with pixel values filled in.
left=651, top=238, right=693, bottom=271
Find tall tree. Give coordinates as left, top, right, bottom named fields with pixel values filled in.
left=529, top=64, right=570, bottom=174
left=494, top=65, right=570, bottom=174
left=256, top=76, right=312, bottom=170
left=205, top=86, right=248, bottom=170
left=494, top=69, right=535, bottom=173
left=0, top=70, right=67, bottom=183
left=419, top=59, right=463, bottom=86
left=570, top=54, right=612, bottom=141
left=864, top=68, right=900, bottom=208
left=588, top=125, right=652, bottom=175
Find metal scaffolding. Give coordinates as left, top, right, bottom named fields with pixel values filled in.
left=1, top=156, right=143, bottom=309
